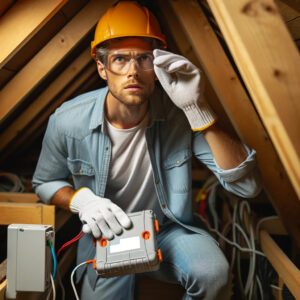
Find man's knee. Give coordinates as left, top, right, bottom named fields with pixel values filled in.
left=185, top=253, right=230, bottom=299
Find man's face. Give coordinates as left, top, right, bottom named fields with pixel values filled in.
left=97, top=38, right=156, bottom=107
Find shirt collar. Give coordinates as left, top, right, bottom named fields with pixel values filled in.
left=89, top=85, right=166, bottom=131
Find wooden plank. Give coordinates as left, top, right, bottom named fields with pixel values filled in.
left=42, top=205, right=55, bottom=226
left=0, top=193, right=38, bottom=203
left=0, top=203, right=55, bottom=226
left=275, top=0, right=300, bottom=21
left=207, top=0, right=300, bottom=198
left=159, top=0, right=300, bottom=246
left=260, top=230, right=300, bottom=298
left=0, top=261, right=6, bottom=284
left=0, top=64, right=97, bottom=163
left=0, top=0, right=67, bottom=68
left=0, top=0, right=14, bottom=16
left=0, top=279, right=7, bottom=300
left=0, top=0, right=116, bottom=124
left=287, top=17, right=300, bottom=40
left=280, top=0, right=300, bottom=12
left=0, top=48, right=92, bottom=153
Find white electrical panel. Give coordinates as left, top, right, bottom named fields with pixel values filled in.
left=6, top=224, right=54, bottom=299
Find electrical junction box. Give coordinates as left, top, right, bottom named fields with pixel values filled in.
left=95, top=210, right=162, bottom=277
left=6, top=224, right=54, bottom=299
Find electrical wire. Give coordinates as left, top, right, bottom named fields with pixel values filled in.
left=50, top=273, right=56, bottom=300
left=57, top=231, right=84, bottom=257
left=48, top=240, right=57, bottom=280
left=0, top=172, right=24, bottom=192
left=195, top=177, right=271, bottom=300
left=71, top=260, right=95, bottom=300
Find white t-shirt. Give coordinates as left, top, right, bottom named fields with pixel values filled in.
left=104, top=114, right=164, bottom=223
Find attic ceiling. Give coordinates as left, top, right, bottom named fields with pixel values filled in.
left=0, top=0, right=300, bottom=245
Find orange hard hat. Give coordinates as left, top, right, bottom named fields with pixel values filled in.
left=91, top=1, right=167, bottom=57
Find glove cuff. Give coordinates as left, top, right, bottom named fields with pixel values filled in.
left=183, top=102, right=217, bottom=131
left=69, top=187, right=95, bottom=213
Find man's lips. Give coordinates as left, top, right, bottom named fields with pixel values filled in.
left=124, top=84, right=143, bottom=92
left=124, top=84, right=142, bottom=89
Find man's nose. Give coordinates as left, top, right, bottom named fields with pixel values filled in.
left=127, top=58, right=139, bottom=76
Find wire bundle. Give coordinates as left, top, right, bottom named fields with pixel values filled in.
left=194, top=176, right=279, bottom=300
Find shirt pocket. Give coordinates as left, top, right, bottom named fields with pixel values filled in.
left=163, top=149, right=192, bottom=193
left=67, top=158, right=95, bottom=189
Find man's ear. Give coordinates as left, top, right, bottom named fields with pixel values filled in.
left=97, top=60, right=107, bottom=80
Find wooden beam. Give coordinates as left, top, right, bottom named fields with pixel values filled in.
left=0, top=0, right=67, bottom=69
left=0, top=48, right=92, bottom=153
left=207, top=0, right=300, bottom=198
left=158, top=0, right=300, bottom=246
left=0, top=193, right=38, bottom=203
left=0, top=0, right=116, bottom=124
left=0, top=279, right=6, bottom=300
left=0, top=203, right=55, bottom=226
left=260, top=230, right=300, bottom=298
left=0, top=0, right=14, bottom=16
left=275, top=0, right=300, bottom=21
left=0, top=64, right=97, bottom=163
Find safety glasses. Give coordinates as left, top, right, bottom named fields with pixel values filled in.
left=105, top=50, right=154, bottom=75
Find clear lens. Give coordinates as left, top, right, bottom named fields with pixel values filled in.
left=106, top=51, right=154, bottom=75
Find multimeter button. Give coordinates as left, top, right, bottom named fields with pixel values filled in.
left=157, top=249, right=163, bottom=262
left=154, top=219, right=160, bottom=233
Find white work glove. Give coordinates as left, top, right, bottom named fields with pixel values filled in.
left=69, top=188, right=131, bottom=239
left=153, top=49, right=216, bottom=131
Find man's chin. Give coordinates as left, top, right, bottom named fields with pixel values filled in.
left=120, top=95, right=148, bottom=106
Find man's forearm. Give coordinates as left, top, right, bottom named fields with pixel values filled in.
left=50, top=186, right=75, bottom=210
left=203, top=123, right=247, bottom=170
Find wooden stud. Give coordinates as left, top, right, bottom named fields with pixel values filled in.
left=0, top=48, right=92, bottom=153
left=0, top=0, right=116, bottom=123
left=159, top=0, right=300, bottom=247
left=260, top=230, right=300, bottom=299
left=0, top=279, right=7, bottom=300
left=0, top=203, right=55, bottom=226
left=0, top=193, right=38, bottom=203
left=207, top=0, right=300, bottom=198
left=0, top=0, right=67, bottom=68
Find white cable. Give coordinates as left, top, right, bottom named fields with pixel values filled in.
left=194, top=214, right=265, bottom=257
left=71, top=261, right=91, bottom=300
left=255, top=216, right=279, bottom=239
left=270, top=284, right=282, bottom=291
left=50, top=274, right=56, bottom=300
left=256, top=275, right=264, bottom=300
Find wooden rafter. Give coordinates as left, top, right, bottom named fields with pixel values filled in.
left=0, top=202, right=54, bottom=225
left=0, top=48, right=92, bottom=153
left=156, top=0, right=300, bottom=246
left=0, top=0, right=116, bottom=124
left=260, top=230, right=300, bottom=298
left=207, top=0, right=300, bottom=198
left=0, top=0, right=67, bottom=68
left=0, top=64, right=97, bottom=163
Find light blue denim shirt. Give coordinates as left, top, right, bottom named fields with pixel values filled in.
left=32, top=86, right=261, bottom=280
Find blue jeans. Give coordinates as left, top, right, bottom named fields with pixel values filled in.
left=81, top=223, right=230, bottom=300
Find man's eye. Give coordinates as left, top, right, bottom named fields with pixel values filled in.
left=112, top=55, right=126, bottom=63
left=139, top=54, right=151, bottom=61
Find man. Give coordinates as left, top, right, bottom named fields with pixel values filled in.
left=33, top=1, right=261, bottom=299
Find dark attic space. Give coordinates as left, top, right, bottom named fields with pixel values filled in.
left=0, top=1, right=300, bottom=299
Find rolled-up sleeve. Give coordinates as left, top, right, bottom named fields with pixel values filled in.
left=193, top=132, right=262, bottom=198
left=32, top=115, right=72, bottom=203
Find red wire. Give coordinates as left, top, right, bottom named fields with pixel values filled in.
left=57, top=230, right=85, bottom=257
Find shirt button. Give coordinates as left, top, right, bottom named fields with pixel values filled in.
left=176, top=160, right=180, bottom=165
